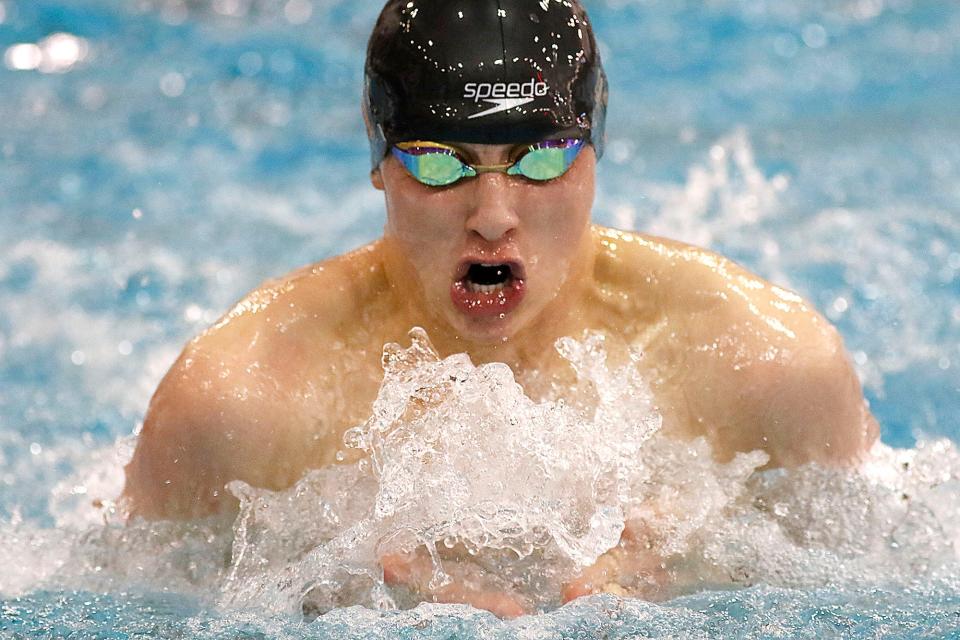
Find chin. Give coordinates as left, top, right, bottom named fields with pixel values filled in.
left=442, top=306, right=529, bottom=346
left=451, top=314, right=519, bottom=344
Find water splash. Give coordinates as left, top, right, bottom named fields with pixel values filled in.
left=221, top=328, right=666, bottom=613
left=1, top=329, right=957, bottom=624
left=643, top=129, right=790, bottom=250
left=212, top=329, right=960, bottom=619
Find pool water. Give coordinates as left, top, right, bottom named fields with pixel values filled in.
left=1, top=0, right=959, bottom=637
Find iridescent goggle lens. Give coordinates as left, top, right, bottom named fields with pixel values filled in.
left=391, top=139, right=584, bottom=187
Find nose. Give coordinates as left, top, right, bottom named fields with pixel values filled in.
left=464, top=173, right=519, bottom=242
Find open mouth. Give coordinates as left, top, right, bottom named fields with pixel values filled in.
left=465, top=263, right=514, bottom=293
left=451, top=261, right=527, bottom=318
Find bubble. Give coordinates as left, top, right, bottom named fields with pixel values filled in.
left=853, top=0, right=884, bottom=21
left=160, top=2, right=187, bottom=24
left=183, top=305, right=203, bottom=322
left=828, top=296, right=849, bottom=319
left=159, top=72, right=186, bottom=98
left=284, top=0, right=313, bottom=25
left=802, top=24, right=829, bottom=49
left=80, top=84, right=107, bottom=111
left=39, top=33, right=89, bottom=73
left=213, top=0, right=247, bottom=17
left=607, top=139, right=634, bottom=164
left=4, top=44, right=42, bottom=71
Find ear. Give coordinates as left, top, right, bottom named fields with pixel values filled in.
left=370, top=167, right=385, bottom=191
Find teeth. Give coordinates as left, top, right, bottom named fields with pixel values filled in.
left=466, top=281, right=507, bottom=294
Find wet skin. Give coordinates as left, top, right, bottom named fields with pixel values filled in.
left=122, top=143, right=879, bottom=615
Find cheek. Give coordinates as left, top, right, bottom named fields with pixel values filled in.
left=383, top=166, right=461, bottom=276
left=386, top=195, right=454, bottom=247
left=520, top=168, right=593, bottom=284
left=529, top=178, right=593, bottom=245
left=386, top=210, right=443, bottom=278
left=383, top=169, right=427, bottom=238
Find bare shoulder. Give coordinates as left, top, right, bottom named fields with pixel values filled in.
left=211, top=240, right=390, bottom=342
left=593, top=226, right=809, bottom=316
left=592, top=225, right=838, bottom=348
left=591, top=225, right=878, bottom=468
left=122, top=241, right=391, bottom=519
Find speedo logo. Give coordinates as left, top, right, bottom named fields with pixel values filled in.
left=464, top=79, right=549, bottom=119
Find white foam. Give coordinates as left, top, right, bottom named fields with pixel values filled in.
left=1, top=332, right=957, bottom=619
left=211, top=331, right=957, bottom=616
left=643, top=129, right=788, bottom=251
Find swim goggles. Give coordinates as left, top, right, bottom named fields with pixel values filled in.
left=391, top=138, right=584, bottom=187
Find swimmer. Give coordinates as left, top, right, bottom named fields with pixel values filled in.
left=121, top=0, right=878, bottom=616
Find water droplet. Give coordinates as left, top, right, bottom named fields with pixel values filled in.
left=802, top=23, right=828, bottom=49
left=159, top=71, right=185, bottom=98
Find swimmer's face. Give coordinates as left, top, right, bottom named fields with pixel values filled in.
left=374, top=141, right=596, bottom=344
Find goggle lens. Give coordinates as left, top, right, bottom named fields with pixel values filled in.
left=392, top=139, right=583, bottom=187
left=392, top=145, right=471, bottom=186
left=508, top=139, right=583, bottom=181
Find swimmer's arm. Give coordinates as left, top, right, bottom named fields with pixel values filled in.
left=121, top=344, right=321, bottom=520
left=681, top=284, right=880, bottom=468
left=122, top=249, right=386, bottom=520
left=635, top=238, right=879, bottom=468
left=121, top=353, right=224, bottom=519
left=736, top=324, right=880, bottom=468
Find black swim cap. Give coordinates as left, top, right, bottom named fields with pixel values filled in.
left=363, top=0, right=608, bottom=170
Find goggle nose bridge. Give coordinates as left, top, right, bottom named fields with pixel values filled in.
left=471, top=162, right=516, bottom=174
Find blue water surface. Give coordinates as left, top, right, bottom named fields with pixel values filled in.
left=1, top=0, right=959, bottom=637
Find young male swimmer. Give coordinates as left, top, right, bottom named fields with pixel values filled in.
left=122, top=0, right=878, bottom=616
